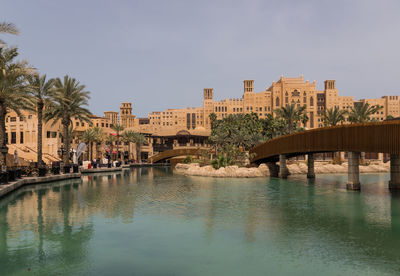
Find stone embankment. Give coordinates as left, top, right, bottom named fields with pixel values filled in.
left=174, top=162, right=390, bottom=178
left=0, top=173, right=81, bottom=198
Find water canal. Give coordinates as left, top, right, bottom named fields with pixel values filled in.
left=0, top=168, right=399, bottom=275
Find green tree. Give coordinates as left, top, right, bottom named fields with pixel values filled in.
left=322, top=107, right=347, bottom=126
left=0, top=21, right=19, bottom=46
left=92, top=127, right=104, bottom=160
left=209, top=113, right=263, bottom=166
left=80, top=129, right=96, bottom=161
left=111, top=124, right=124, bottom=161
left=122, top=130, right=136, bottom=161
left=106, top=135, right=116, bottom=161
left=348, top=103, right=383, bottom=123
left=0, top=47, right=31, bottom=169
left=26, top=74, right=55, bottom=167
left=45, top=75, right=92, bottom=165
left=260, top=114, right=286, bottom=140
left=274, top=103, right=307, bottom=134
left=209, top=113, right=217, bottom=129
left=347, top=103, right=383, bottom=164
left=133, top=132, right=147, bottom=162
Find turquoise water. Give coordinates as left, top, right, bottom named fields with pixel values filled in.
left=1, top=168, right=400, bottom=275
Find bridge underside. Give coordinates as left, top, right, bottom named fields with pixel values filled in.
left=150, top=148, right=207, bottom=163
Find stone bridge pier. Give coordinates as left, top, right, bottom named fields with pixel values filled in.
left=389, top=154, right=400, bottom=189
left=279, top=154, right=289, bottom=178
left=307, top=153, right=315, bottom=179
left=347, top=152, right=361, bottom=190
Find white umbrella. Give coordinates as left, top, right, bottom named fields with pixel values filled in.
left=14, top=150, right=18, bottom=166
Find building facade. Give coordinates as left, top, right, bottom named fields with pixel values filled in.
left=5, top=75, right=400, bottom=163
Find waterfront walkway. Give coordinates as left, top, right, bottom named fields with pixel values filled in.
left=0, top=173, right=81, bottom=198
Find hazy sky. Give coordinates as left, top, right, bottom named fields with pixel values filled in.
left=1, top=0, right=399, bottom=117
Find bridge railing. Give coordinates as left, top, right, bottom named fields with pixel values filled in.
left=250, top=120, right=400, bottom=163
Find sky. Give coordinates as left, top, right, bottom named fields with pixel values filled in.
left=1, top=0, right=400, bottom=117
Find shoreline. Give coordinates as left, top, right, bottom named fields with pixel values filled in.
left=174, top=161, right=390, bottom=178
left=0, top=173, right=81, bottom=199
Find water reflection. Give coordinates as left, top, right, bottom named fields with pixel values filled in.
left=0, top=169, right=399, bottom=275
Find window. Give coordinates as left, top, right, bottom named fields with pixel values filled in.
left=52, top=132, right=57, bottom=138
left=10, top=117, right=16, bottom=122
left=76, top=122, right=79, bottom=127
left=28, top=115, right=32, bottom=119
left=310, top=97, right=314, bottom=106
left=20, top=132, right=24, bottom=143
left=47, top=131, right=51, bottom=138
left=106, top=123, right=109, bottom=127
left=96, top=123, right=99, bottom=127
left=11, top=132, right=16, bottom=144
left=101, top=123, right=104, bottom=127
left=81, top=122, right=84, bottom=126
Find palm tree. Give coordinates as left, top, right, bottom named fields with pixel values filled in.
left=106, top=135, right=116, bottom=161
left=45, top=75, right=92, bottom=165
left=322, top=107, right=347, bottom=127
left=122, top=130, right=136, bottom=161
left=92, top=127, right=104, bottom=160
left=274, top=103, right=307, bottom=134
left=0, top=47, right=31, bottom=170
left=209, top=113, right=217, bottom=129
left=26, top=74, right=55, bottom=167
left=0, top=22, right=19, bottom=46
left=347, top=103, right=383, bottom=164
left=111, top=124, right=124, bottom=161
left=133, top=132, right=147, bottom=163
left=348, top=103, right=383, bottom=123
left=80, top=129, right=96, bottom=161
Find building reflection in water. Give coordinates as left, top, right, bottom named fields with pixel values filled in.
left=0, top=170, right=400, bottom=273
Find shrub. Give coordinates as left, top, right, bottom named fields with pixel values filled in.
left=182, top=156, right=193, bottom=164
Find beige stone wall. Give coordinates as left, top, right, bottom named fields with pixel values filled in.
left=5, top=110, right=114, bottom=164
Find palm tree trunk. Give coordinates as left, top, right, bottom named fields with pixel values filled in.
left=90, top=142, right=93, bottom=161
left=62, top=117, right=70, bottom=165
left=37, top=101, right=43, bottom=167
left=136, top=144, right=141, bottom=163
left=0, top=103, right=7, bottom=171
left=116, top=135, right=120, bottom=161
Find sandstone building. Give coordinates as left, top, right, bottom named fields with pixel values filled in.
left=5, top=75, right=400, bottom=163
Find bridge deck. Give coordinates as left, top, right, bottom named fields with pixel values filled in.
left=250, top=121, right=400, bottom=164
left=150, top=147, right=209, bottom=163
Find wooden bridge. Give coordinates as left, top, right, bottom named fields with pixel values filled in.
left=249, top=120, right=400, bottom=190
left=149, top=147, right=209, bottom=163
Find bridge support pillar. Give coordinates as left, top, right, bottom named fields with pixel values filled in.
left=267, top=162, right=279, bottom=177
left=347, top=151, right=361, bottom=190
left=389, top=154, right=400, bottom=189
left=279, top=154, right=289, bottom=178
left=307, top=153, right=315, bottom=179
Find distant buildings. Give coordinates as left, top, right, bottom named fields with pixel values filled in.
left=5, top=75, right=400, bottom=163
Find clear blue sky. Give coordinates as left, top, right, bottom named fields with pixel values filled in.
left=1, top=0, right=399, bottom=117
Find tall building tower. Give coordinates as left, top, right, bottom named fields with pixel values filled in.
left=120, top=102, right=132, bottom=116
left=324, top=80, right=338, bottom=110
left=243, top=80, right=254, bottom=93
left=104, top=111, right=119, bottom=125
left=203, top=88, right=214, bottom=128
left=119, top=102, right=136, bottom=128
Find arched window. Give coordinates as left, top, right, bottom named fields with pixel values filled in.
left=310, top=97, right=314, bottom=106
left=276, top=97, right=280, bottom=107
